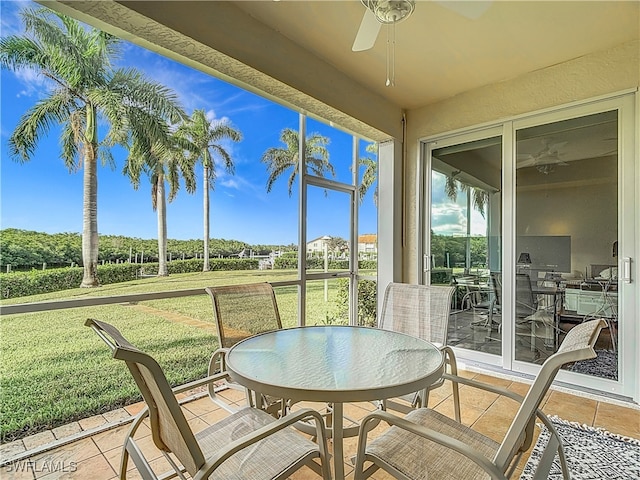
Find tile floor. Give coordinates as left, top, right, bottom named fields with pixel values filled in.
left=1, top=369, right=638, bottom=480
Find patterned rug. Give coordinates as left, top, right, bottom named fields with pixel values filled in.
left=570, top=349, right=618, bottom=380
left=520, top=417, right=640, bottom=479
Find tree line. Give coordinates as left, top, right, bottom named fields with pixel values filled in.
left=1, top=7, right=378, bottom=286
left=0, top=229, right=295, bottom=271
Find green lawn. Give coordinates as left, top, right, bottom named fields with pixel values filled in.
left=0, top=269, right=373, bottom=441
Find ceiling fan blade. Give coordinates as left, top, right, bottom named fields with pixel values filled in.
left=352, top=9, right=381, bottom=52
left=435, top=1, right=492, bottom=20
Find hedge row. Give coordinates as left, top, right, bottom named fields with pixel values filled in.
left=138, top=258, right=259, bottom=275
left=274, top=256, right=377, bottom=270
left=0, top=258, right=259, bottom=299
left=0, top=263, right=140, bottom=299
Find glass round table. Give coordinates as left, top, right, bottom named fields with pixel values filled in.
left=225, top=325, right=444, bottom=479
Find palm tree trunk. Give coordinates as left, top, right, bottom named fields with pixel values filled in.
left=80, top=117, right=99, bottom=287
left=157, top=172, right=169, bottom=276
left=203, top=165, right=210, bottom=272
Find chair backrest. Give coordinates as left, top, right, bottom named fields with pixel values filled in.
left=490, top=271, right=502, bottom=307
left=515, top=273, right=536, bottom=317
left=379, top=282, right=455, bottom=346
left=85, top=319, right=204, bottom=476
left=205, top=283, right=283, bottom=349
left=493, top=318, right=605, bottom=470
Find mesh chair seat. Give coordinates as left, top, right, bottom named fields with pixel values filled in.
left=196, top=408, right=320, bottom=480
left=367, top=408, right=499, bottom=480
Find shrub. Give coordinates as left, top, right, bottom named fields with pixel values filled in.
left=0, top=259, right=259, bottom=299
left=333, top=278, right=378, bottom=327
left=0, top=264, right=139, bottom=299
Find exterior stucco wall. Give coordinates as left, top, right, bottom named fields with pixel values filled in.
left=403, top=40, right=640, bottom=282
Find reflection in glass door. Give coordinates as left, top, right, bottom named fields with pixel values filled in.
left=514, top=111, right=619, bottom=378
left=427, top=133, right=503, bottom=356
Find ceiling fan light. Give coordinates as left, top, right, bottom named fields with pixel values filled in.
left=363, top=0, right=415, bottom=24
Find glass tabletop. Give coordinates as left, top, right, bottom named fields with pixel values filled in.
left=225, top=325, right=444, bottom=403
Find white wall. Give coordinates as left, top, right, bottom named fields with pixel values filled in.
left=404, top=40, right=640, bottom=282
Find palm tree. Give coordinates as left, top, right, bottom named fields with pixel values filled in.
left=124, top=131, right=196, bottom=276
left=358, top=142, right=378, bottom=206
left=444, top=174, right=488, bottom=216
left=0, top=8, right=184, bottom=287
left=178, top=110, right=242, bottom=271
left=261, top=128, right=334, bottom=196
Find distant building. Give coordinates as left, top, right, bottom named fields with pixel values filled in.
left=306, top=234, right=377, bottom=258
left=358, top=234, right=377, bottom=257
left=306, top=236, right=331, bottom=255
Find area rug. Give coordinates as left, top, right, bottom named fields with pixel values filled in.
left=519, top=416, right=640, bottom=479
left=570, top=349, right=618, bottom=380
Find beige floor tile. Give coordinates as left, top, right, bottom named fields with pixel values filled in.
left=102, top=408, right=130, bottom=423
left=31, top=437, right=101, bottom=469
left=457, top=384, right=500, bottom=411
left=22, top=432, right=55, bottom=451
left=199, top=407, right=231, bottom=426
left=542, top=390, right=597, bottom=425
left=1, top=460, right=37, bottom=480
left=90, top=425, right=129, bottom=453
left=77, top=414, right=107, bottom=432
left=182, top=397, right=217, bottom=417
left=186, top=416, right=210, bottom=434
left=471, top=373, right=513, bottom=388
left=434, top=396, right=485, bottom=426
left=123, top=402, right=146, bottom=417
left=471, top=403, right=516, bottom=443
left=36, top=453, right=114, bottom=479
left=51, top=423, right=81, bottom=441
left=0, top=439, right=27, bottom=460
left=507, top=380, right=531, bottom=398
left=593, top=401, right=640, bottom=438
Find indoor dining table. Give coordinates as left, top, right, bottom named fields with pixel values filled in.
left=225, top=325, right=445, bottom=479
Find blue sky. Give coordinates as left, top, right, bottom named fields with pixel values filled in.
left=0, top=1, right=379, bottom=246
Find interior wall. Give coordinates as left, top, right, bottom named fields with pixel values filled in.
left=516, top=162, right=618, bottom=278
left=404, top=40, right=640, bottom=283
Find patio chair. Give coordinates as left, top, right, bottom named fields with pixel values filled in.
left=515, top=273, right=559, bottom=358
left=378, top=282, right=460, bottom=421
left=353, top=318, right=606, bottom=480
left=205, top=283, right=286, bottom=415
left=85, top=318, right=331, bottom=480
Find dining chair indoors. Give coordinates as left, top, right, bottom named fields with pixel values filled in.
left=205, top=282, right=286, bottom=415
left=378, top=282, right=460, bottom=421
left=86, top=318, right=331, bottom=480
left=353, top=318, right=606, bottom=480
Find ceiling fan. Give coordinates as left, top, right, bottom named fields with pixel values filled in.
left=517, top=139, right=569, bottom=173
left=352, top=0, right=493, bottom=52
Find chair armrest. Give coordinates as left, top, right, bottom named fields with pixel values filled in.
left=172, top=371, right=231, bottom=395
left=441, top=373, right=525, bottom=404
left=358, top=410, right=507, bottom=480
left=193, top=408, right=328, bottom=480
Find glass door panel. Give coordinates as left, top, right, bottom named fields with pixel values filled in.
left=429, top=135, right=502, bottom=355
left=514, top=110, right=619, bottom=376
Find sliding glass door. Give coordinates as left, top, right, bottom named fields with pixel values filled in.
left=423, top=127, right=503, bottom=361
left=422, top=93, right=637, bottom=400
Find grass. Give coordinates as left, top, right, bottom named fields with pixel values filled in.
left=0, top=269, right=375, bottom=442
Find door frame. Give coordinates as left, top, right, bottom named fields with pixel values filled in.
left=418, top=92, right=638, bottom=401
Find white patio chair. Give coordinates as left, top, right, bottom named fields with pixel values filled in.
left=353, top=318, right=606, bottom=480
left=86, top=318, right=331, bottom=480
left=378, top=282, right=460, bottom=421
left=205, top=283, right=287, bottom=415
